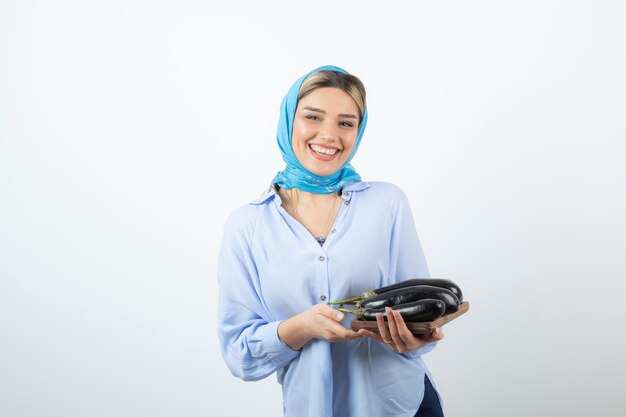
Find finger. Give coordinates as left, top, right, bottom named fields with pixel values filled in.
left=358, top=328, right=386, bottom=344
left=391, top=309, right=416, bottom=346
left=320, top=316, right=361, bottom=340
left=338, top=329, right=364, bottom=341
left=344, top=331, right=363, bottom=340
left=415, top=327, right=445, bottom=344
left=357, top=329, right=381, bottom=340
left=339, top=327, right=362, bottom=339
left=431, top=327, right=444, bottom=340
left=328, top=331, right=362, bottom=342
left=322, top=316, right=351, bottom=333
left=426, top=327, right=445, bottom=342
left=386, top=308, right=407, bottom=351
left=376, top=313, right=393, bottom=345
left=315, top=303, right=345, bottom=322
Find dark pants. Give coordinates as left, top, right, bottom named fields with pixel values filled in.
left=414, top=375, right=444, bottom=417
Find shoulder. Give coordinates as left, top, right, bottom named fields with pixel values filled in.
left=364, top=181, right=408, bottom=199
left=224, top=203, right=261, bottom=228
left=222, top=201, right=268, bottom=244
left=223, top=186, right=277, bottom=232
left=360, top=181, right=411, bottom=209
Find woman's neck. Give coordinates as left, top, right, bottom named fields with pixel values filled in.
left=277, top=186, right=340, bottom=211
left=276, top=186, right=342, bottom=243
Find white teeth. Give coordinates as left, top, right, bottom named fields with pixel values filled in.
left=310, top=144, right=338, bottom=156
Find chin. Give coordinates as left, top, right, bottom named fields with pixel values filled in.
left=306, top=164, right=341, bottom=177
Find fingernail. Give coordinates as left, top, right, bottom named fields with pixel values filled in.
left=337, top=313, right=343, bottom=320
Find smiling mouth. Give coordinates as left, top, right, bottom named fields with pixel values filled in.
left=309, top=144, right=340, bottom=156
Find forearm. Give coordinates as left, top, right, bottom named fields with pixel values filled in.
left=277, top=314, right=312, bottom=351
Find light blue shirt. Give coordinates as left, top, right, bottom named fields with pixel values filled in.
left=217, top=181, right=440, bottom=417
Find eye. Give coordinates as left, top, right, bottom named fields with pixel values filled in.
left=305, top=115, right=321, bottom=121
left=340, top=121, right=355, bottom=128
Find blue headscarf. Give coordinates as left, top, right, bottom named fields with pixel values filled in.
left=271, top=65, right=368, bottom=194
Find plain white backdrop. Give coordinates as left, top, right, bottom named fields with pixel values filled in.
left=1, top=1, right=625, bottom=416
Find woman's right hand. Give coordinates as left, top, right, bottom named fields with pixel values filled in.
left=278, top=303, right=362, bottom=350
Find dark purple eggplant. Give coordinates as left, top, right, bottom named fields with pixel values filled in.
left=328, top=278, right=463, bottom=306
left=340, top=299, right=446, bottom=322
left=357, top=285, right=460, bottom=314
left=366, top=278, right=463, bottom=303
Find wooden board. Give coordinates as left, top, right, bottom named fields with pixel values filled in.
left=350, top=301, right=470, bottom=335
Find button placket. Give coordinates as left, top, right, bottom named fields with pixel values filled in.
left=323, top=189, right=352, bottom=248
left=317, top=253, right=330, bottom=306
left=317, top=188, right=354, bottom=305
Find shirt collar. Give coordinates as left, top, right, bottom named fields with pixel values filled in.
left=249, top=181, right=371, bottom=205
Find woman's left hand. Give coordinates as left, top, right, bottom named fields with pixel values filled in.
left=357, top=307, right=444, bottom=353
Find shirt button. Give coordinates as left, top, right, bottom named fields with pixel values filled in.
left=318, top=256, right=325, bottom=262
left=343, top=192, right=349, bottom=197
left=331, top=229, right=337, bottom=234
left=320, top=295, right=327, bottom=301
left=344, top=201, right=350, bottom=205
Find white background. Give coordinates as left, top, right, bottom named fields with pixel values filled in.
left=1, top=1, right=625, bottom=416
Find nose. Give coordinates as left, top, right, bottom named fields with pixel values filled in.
left=319, top=130, right=335, bottom=141
left=319, top=122, right=339, bottom=142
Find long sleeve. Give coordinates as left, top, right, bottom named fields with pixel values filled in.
left=385, top=184, right=438, bottom=357
left=388, top=186, right=430, bottom=282
left=217, top=208, right=300, bottom=381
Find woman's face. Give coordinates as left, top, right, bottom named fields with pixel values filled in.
left=292, top=87, right=360, bottom=177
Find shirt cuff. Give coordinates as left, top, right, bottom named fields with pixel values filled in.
left=253, top=321, right=301, bottom=368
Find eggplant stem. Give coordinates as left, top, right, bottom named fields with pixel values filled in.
left=327, top=296, right=363, bottom=305
left=337, top=307, right=368, bottom=320
left=361, top=290, right=377, bottom=298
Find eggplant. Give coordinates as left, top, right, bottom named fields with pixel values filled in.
left=342, top=299, right=446, bottom=322
left=366, top=278, right=463, bottom=303
left=357, top=285, right=460, bottom=314
left=328, top=278, right=463, bottom=306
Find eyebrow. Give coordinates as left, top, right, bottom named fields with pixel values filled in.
left=303, top=106, right=358, bottom=119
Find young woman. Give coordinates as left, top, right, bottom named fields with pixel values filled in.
left=217, top=65, right=445, bottom=417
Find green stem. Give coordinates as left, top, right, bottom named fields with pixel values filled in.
left=337, top=307, right=367, bottom=320
left=327, top=295, right=363, bottom=305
